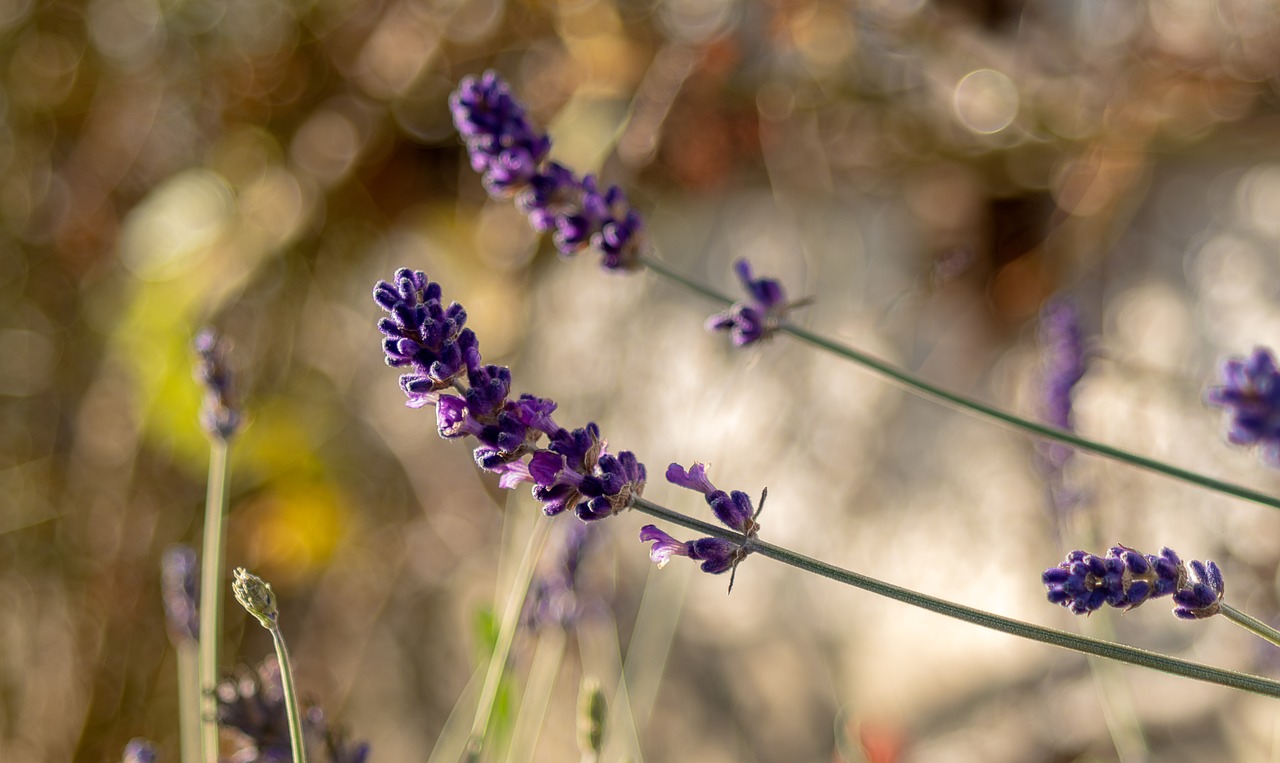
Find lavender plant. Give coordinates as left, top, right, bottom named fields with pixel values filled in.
left=193, top=328, right=242, bottom=763
left=408, top=72, right=1280, bottom=741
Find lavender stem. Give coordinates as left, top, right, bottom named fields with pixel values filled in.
left=630, top=496, right=1280, bottom=699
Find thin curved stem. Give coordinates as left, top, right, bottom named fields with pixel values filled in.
left=638, top=254, right=1280, bottom=513
left=198, top=439, right=231, bottom=763
left=1222, top=603, right=1280, bottom=649
left=630, top=496, right=1280, bottom=699
left=269, top=624, right=308, bottom=763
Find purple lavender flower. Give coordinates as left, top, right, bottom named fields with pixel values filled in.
left=218, top=657, right=368, bottom=763
left=373, top=269, right=646, bottom=522
left=639, top=525, right=739, bottom=574
left=1042, top=545, right=1230, bottom=623
left=121, top=739, right=157, bottom=763
left=706, top=259, right=801, bottom=347
left=450, top=72, right=646, bottom=271
left=1035, top=300, right=1087, bottom=516
left=194, top=328, right=242, bottom=439
left=524, top=521, right=601, bottom=630
left=161, top=544, right=199, bottom=642
left=528, top=431, right=646, bottom=521
left=639, top=462, right=762, bottom=585
left=374, top=269, right=478, bottom=408
left=1206, top=347, right=1280, bottom=466
left=1173, top=560, right=1225, bottom=620
left=665, top=462, right=759, bottom=535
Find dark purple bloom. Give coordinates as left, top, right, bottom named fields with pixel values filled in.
left=1206, top=347, right=1280, bottom=466
left=161, top=544, right=199, bottom=642
left=194, top=328, right=242, bottom=439
left=639, top=525, right=741, bottom=575
left=706, top=259, right=800, bottom=347
left=449, top=71, right=551, bottom=197
left=122, top=739, right=157, bottom=763
left=666, top=461, right=760, bottom=535
left=374, top=268, right=477, bottom=407
left=1173, top=560, right=1225, bottom=620
left=575, top=451, right=646, bottom=521
left=450, top=72, right=647, bottom=272
left=1041, top=545, right=1230, bottom=622
left=528, top=432, right=646, bottom=520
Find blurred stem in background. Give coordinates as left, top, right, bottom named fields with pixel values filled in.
left=198, top=440, right=230, bottom=763
left=465, top=516, right=553, bottom=762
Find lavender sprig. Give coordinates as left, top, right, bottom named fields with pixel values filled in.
left=373, top=268, right=646, bottom=519
left=450, top=71, right=646, bottom=271
left=232, top=568, right=307, bottom=763
left=193, top=330, right=238, bottom=763
left=161, top=545, right=201, bottom=763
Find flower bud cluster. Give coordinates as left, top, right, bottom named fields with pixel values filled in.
left=640, top=462, right=761, bottom=578
left=1042, top=545, right=1224, bottom=620
left=450, top=71, right=645, bottom=271
left=193, top=328, right=242, bottom=440
left=375, top=268, right=646, bottom=521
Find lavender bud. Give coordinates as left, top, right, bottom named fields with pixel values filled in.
left=706, top=259, right=800, bottom=347
left=193, top=328, right=242, bottom=440
left=232, top=567, right=278, bottom=629
left=1173, top=560, right=1225, bottom=620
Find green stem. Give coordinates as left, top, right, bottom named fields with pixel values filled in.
left=177, top=641, right=201, bottom=763
left=466, top=516, right=552, bottom=761
left=1221, top=603, right=1280, bottom=649
left=638, top=254, right=1280, bottom=513
left=630, top=496, right=1280, bottom=699
left=269, top=623, right=308, bottom=763
left=198, top=439, right=231, bottom=763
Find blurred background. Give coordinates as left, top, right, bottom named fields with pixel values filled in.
left=7, top=0, right=1280, bottom=760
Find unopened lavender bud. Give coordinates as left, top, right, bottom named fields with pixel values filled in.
left=577, top=676, right=607, bottom=760
left=232, top=567, right=278, bottom=629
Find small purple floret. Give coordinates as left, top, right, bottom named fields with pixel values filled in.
left=706, top=259, right=799, bottom=347
left=1206, top=347, right=1280, bottom=466
left=1173, top=560, right=1225, bottom=620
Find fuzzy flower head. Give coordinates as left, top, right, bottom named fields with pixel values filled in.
left=161, top=544, right=199, bottom=642
left=121, top=739, right=157, bottom=763
left=1206, top=347, right=1280, bottom=466
left=194, top=328, right=242, bottom=440
left=450, top=71, right=647, bottom=272
left=706, top=259, right=804, bottom=347
left=528, top=426, right=646, bottom=521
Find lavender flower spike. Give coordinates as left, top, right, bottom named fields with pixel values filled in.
left=194, top=328, right=242, bottom=440
left=373, top=268, right=477, bottom=407
left=706, top=259, right=804, bottom=347
left=1206, top=347, right=1280, bottom=467
left=450, top=71, right=647, bottom=271
left=1043, top=545, right=1230, bottom=623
